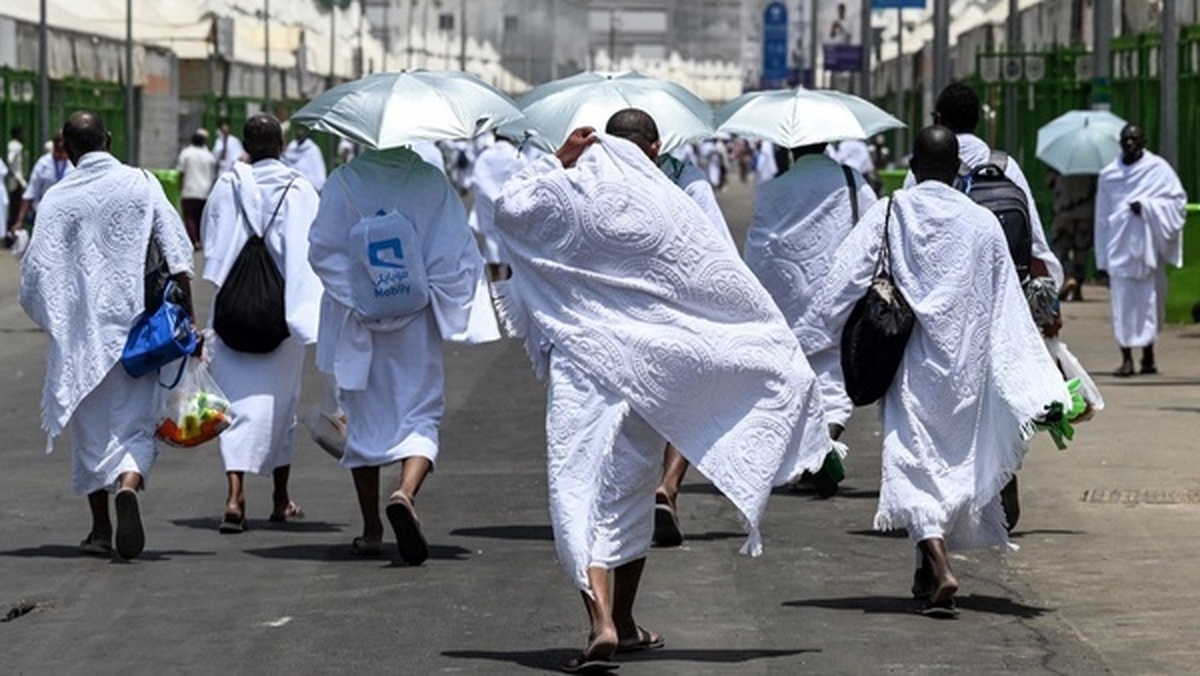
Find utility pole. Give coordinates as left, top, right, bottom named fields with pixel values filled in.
left=932, top=0, right=949, bottom=99
left=859, top=0, right=871, bottom=98
left=459, top=0, right=467, bottom=72
left=895, top=7, right=903, bottom=159
left=126, top=0, right=136, bottom=164
left=264, top=0, right=271, bottom=110
left=550, top=0, right=558, bottom=80
left=608, top=9, right=616, bottom=68
left=407, top=0, right=415, bottom=69
left=1161, top=0, right=1178, bottom=164
left=1092, top=0, right=1112, bottom=109
left=39, top=0, right=49, bottom=148
left=330, top=5, right=337, bottom=86
left=809, top=0, right=818, bottom=88
left=1003, top=0, right=1018, bottom=153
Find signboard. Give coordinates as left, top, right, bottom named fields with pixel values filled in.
left=871, top=0, right=926, bottom=8
left=762, top=2, right=789, bottom=83
left=824, top=44, right=863, bottom=72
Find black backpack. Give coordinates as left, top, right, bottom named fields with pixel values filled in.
left=212, top=178, right=295, bottom=353
left=957, top=150, right=1033, bottom=283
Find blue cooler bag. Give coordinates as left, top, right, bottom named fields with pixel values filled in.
left=122, top=281, right=197, bottom=378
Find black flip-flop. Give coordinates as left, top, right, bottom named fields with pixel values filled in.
left=386, top=497, right=428, bottom=566
left=350, top=537, right=382, bottom=557
left=219, top=513, right=247, bottom=534
left=917, top=597, right=960, bottom=618
left=114, top=488, right=145, bottom=560
left=652, top=503, right=683, bottom=548
left=561, top=654, right=619, bottom=674
left=616, top=626, right=665, bottom=654
left=78, top=533, right=112, bottom=557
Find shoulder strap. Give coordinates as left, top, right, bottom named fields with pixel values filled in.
left=876, top=197, right=894, bottom=276
left=261, top=177, right=297, bottom=236
left=989, top=149, right=1009, bottom=173
left=842, top=164, right=859, bottom=223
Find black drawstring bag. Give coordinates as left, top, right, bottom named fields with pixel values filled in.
left=212, top=179, right=294, bottom=354
left=841, top=197, right=915, bottom=406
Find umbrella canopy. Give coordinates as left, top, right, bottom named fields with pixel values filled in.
left=1035, top=110, right=1127, bottom=176
left=511, top=70, right=714, bottom=153
left=290, top=70, right=524, bottom=150
left=715, top=87, right=904, bottom=148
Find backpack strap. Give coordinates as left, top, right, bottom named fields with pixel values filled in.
left=875, top=197, right=895, bottom=277
left=261, top=177, right=297, bottom=236
left=989, top=149, right=1009, bottom=173
left=842, top=164, right=860, bottom=223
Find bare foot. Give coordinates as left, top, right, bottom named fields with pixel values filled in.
left=269, top=500, right=305, bottom=523
left=931, top=571, right=959, bottom=608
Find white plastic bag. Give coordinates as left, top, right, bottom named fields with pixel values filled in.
left=1047, top=338, right=1104, bottom=412
left=156, top=358, right=234, bottom=448
left=302, top=376, right=346, bottom=460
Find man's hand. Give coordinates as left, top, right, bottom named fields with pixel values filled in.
left=1130, top=200, right=1143, bottom=216
left=556, top=127, right=597, bottom=168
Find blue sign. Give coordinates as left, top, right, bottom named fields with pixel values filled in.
left=762, top=2, right=788, bottom=82
left=871, top=0, right=926, bottom=8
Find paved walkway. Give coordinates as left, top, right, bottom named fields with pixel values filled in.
left=0, top=180, right=1196, bottom=674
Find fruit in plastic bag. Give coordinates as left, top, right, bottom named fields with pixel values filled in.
left=156, top=358, right=234, bottom=448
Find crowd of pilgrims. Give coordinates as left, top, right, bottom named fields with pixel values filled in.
left=13, top=79, right=1187, bottom=673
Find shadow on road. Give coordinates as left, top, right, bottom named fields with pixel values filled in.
left=170, top=517, right=346, bottom=533
left=0, top=545, right=215, bottom=561
left=450, top=524, right=554, bottom=541
left=1010, top=529, right=1086, bottom=539
left=784, top=593, right=1053, bottom=619
left=442, top=647, right=818, bottom=672
left=846, top=528, right=908, bottom=539
left=242, top=543, right=472, bottom=562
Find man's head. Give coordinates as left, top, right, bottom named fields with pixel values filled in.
left=243, top=113, right=284, bottom=163
left=62, top=111, right=109, bottom=164
left=1120, top=123, right=1147, bottom=165
left=790, top=142, right=828, bottom=160
left=219, top=117, right=232, bottom=136
left=604, top=108, right=661, bottom=161
left=910, top=125, right=959, bottom=185
left=191, top=128, right=209, bottom=147
left=10, top=126, right=23, bottom=142
left=932, top=83, right=980, bottom=135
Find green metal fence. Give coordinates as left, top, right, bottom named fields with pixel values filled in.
left=0, top=68, right=130, bottom=168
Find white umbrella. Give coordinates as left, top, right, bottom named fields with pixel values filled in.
left=290, top=70, right=524, bottom=150
left=715, top=87, right=904, bottom=148
left=1036, top=110, right=1127, bottom=176
left=511, top=70, right=714, bottom=154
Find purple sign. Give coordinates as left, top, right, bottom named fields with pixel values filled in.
left=824, top=44, right=863, bottom=73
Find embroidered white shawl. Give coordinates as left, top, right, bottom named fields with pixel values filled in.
left=308, top=148, right=499, bottom=391
left=1094, top=150, right=1188, bottom=278
left=19, top=152, right=193, bottom=444
left=494, top=134, right=832, bottom=558
left=797, top=181, right=1070, bottom=550
left=202, top=160, right=323, bottom=343
left=903, top=134, right=1064, bottom=287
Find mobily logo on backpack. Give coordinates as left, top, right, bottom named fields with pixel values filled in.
left=349, top=208, right=430, bottom=321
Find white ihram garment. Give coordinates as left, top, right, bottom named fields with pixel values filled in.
left=904, top=133, right=1064, bottom=287
left=19, top=152, right=192, bottom=492
left=1094, top=151, right=1188, bottom=347
left=202, top=160, right=323, bottom=475
left=282, top=139, right=328, bottom=192
left=745, top=154, right=878, bottom=428
left=797, top=182, right=1070, bottom=550
left=309, top=148, right=499, bottom=469
left=494, top=135, right=831, bottom=591
left=467, top=140, right=526, bottom=264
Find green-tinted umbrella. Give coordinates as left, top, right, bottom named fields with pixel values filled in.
left=715, top=87, right=904, bottom=148
left=291, top=70, right=524, bottom=150
left=512, top=70, right=714, bottom=153
left=1036, top=110, right=1127, bottom=176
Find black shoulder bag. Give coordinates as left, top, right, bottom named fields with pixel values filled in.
left=840, top=197, right=915, bottom=406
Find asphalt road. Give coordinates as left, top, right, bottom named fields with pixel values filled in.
left=4, top=177, right=1191, bottom=674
